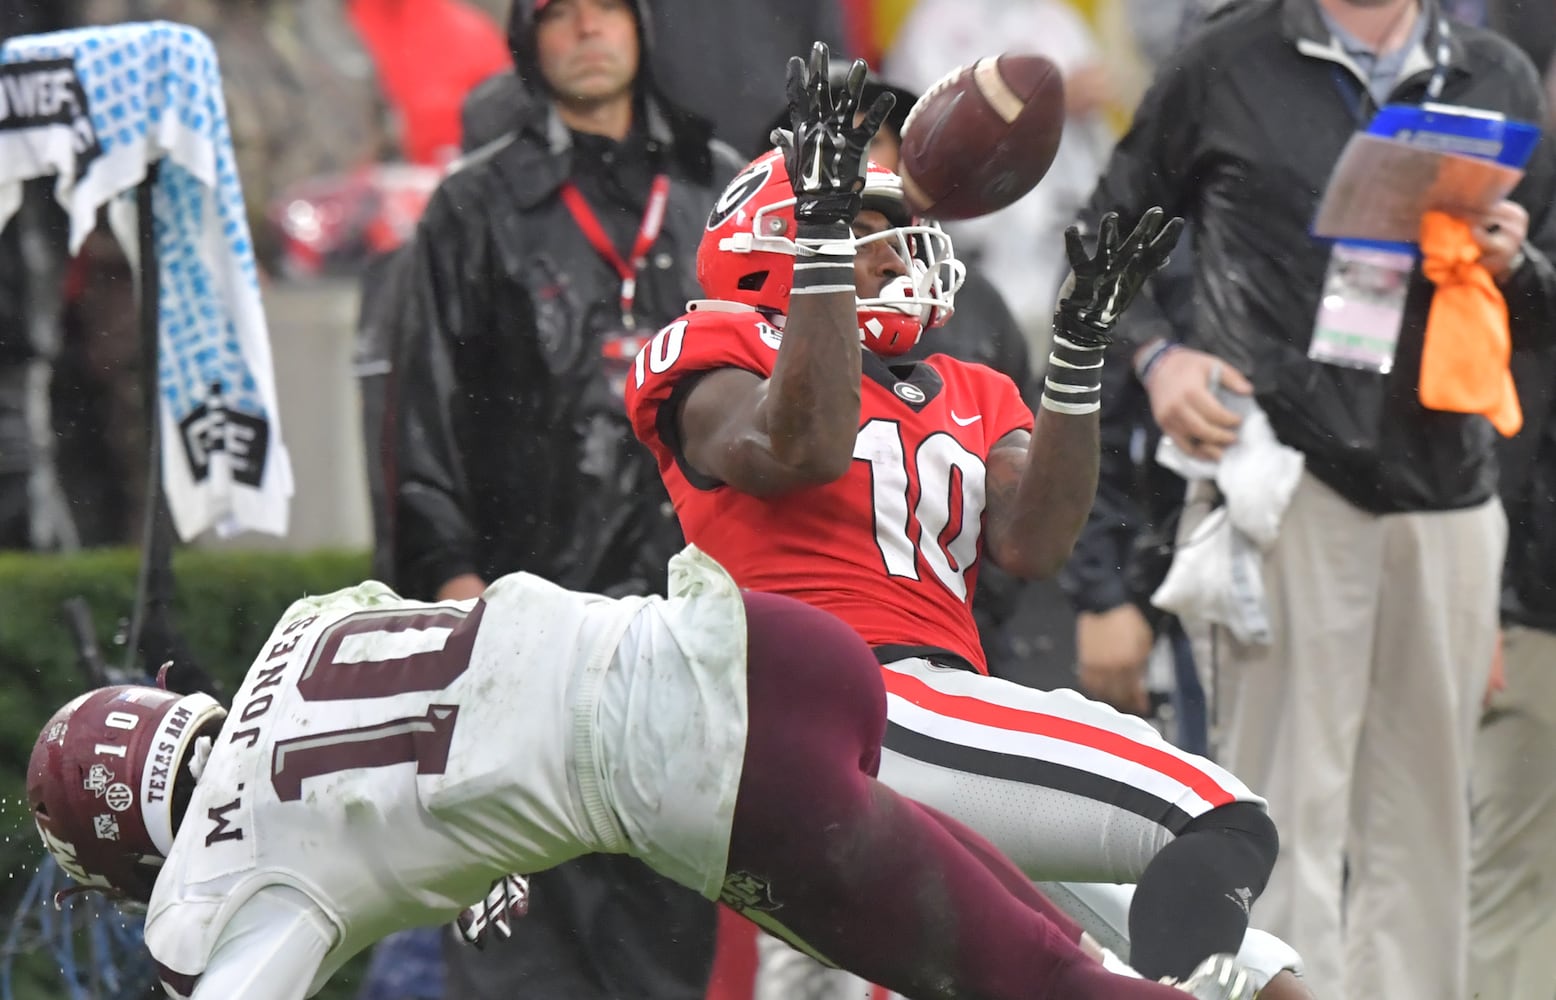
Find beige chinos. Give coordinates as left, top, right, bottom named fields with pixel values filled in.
left=1190, top=471, right=1504, bottom=1000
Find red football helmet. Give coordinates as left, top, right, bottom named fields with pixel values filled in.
left=28, top=684, right=226, bottom=904
left=697, top=149, right=964, bottom=356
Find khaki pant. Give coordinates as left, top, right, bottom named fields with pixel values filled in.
left=1470, top=624, right=1556, bottom=1000
left=1197, top=472, right=1504, bottom=1000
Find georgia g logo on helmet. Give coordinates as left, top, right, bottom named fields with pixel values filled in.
left=707, top=161, right=774, bottom=231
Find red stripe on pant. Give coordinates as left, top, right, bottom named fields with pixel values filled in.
left=881, top=668, right=1238, bottom=808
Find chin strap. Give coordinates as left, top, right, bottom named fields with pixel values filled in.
left=869, top=272, right=928, bottom=314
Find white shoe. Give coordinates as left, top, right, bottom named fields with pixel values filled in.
left=1168, top=953, right=1258, bottom=1000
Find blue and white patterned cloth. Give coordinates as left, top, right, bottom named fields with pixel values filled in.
left=0, top=21, right=292, bottom=540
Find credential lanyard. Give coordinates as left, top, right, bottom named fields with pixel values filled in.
left=1329, top=14, right=1452, bottom=126
left=560, top=174, right=671, bottom=329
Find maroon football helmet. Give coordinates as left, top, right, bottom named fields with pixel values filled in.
left=28, top=684, right=225, bottom=903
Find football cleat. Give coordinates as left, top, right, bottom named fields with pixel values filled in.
left=1168, top=953, right=1258, bottom=1000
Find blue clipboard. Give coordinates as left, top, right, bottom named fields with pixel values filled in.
left=1367, top=102, right=1541, bottom=169
left=1328, top=103, right=1541, bottom=254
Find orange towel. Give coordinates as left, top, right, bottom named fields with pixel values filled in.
left=1418, top=210, right=1522, bottom=437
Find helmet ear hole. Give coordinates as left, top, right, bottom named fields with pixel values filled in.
left=697, top=150, right=802, bottom=312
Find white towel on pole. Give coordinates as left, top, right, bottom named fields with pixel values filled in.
left=0, top=21, right=292, bottom=540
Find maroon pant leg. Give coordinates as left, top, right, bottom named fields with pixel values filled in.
left=725, top=592, right=1189, bottom=1000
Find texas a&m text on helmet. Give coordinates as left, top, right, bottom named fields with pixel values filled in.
left=28, top=684, right=226, bottom=904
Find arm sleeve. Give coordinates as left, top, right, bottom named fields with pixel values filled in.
left=391, top=189, right=487, bottom=599
left=167, top=887, right=335, bottom=1000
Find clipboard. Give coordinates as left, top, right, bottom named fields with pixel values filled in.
left=1312, top=103, right=1541, bottom=247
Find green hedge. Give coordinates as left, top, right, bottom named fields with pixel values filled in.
left=0, top=547, right=372, bottom=1000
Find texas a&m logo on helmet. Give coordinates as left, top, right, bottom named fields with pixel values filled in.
left=28, top=684, right=225, bottom=903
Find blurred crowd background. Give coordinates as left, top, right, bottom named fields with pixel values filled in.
left=2, top=0, right=1550, bottom=555
left=0, top=0, right=1250, bottom=673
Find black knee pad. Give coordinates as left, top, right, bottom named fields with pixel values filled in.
left=1130, top=802, right=1280, bottom=979
left=1183, top=801, right=1280, bottom=887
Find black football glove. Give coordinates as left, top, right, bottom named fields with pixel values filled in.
left=771, top=42, right=895, bottom=227
left=455, top=874, right=530, bottom=948
left=1055, top=208, right=1184, bottom=348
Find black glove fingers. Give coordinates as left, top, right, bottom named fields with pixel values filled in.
left=1063, top=224, right=1090, bottom=273
left=855, top=91, right=896, bottom=148
left=835, top=57, right=868, bottom=122
left=808, top=41, right=829, bottom=85
left=783, top=41, right=873, bottom=223
left=785, top=55, right=809, bottom=120
left=1055, top=209, right=1181, bottom=345
left=807, top=42, right=831, bottom=113
left=1100, top=211, right=1121, bottom=244
left=1122, top=206, right=1164, bottom=255
left=1097, top=212, right=1121, bottom=257
left=1145, top=214, right=1186, bottom=269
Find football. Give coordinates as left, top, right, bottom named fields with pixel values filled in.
left=897, top=54, right=1066, bottom=221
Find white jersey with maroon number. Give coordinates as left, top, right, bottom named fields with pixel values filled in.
left=142, top=547, right=751, bottom=999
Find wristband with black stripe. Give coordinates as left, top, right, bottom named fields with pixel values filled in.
left=792, top=220, right=856, bottom=296
left=1041, top=333, right=1105, bottom=415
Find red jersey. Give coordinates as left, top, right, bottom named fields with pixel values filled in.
left=626, top=304, right=1033, bottom=673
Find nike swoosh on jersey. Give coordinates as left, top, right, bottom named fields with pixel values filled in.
left=951, top=412, right=982, bottom=426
